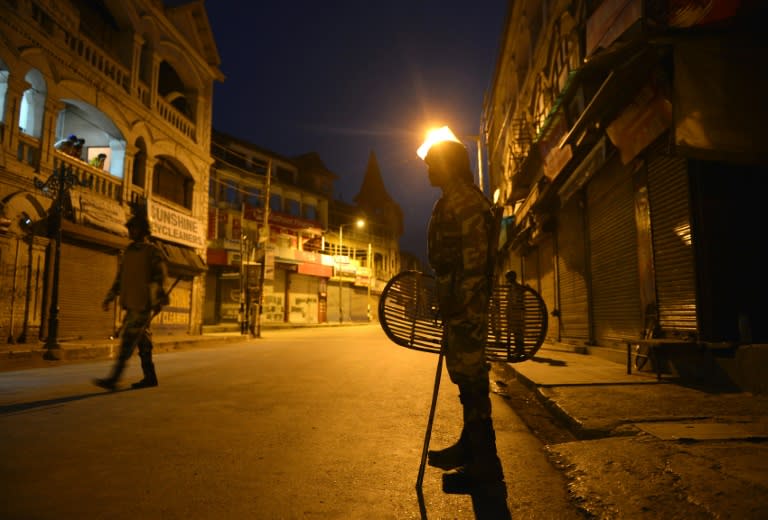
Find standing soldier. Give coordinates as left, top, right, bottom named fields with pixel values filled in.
left=418, top=127, right=509, bottom=517
left=93, top=214, right=169, bottom=391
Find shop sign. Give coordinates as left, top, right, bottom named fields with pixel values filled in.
left=606, top=77, right=672, bottom=164
left=558, top=137, right=607, bottom=205
left=148, top=199, right=206, bottom=248
left=537, top=110, right=573, bottom=181
left=70, top=188, right=128, bottom=236
left=586, top=0, right=642, bottom=56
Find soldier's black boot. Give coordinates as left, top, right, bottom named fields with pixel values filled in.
left=132, top=354, right=158, bottom=389
left=93, top=358, right=126, bottom=391
left=428, top=427, right=467, bottom=470
left=442, top=419, right=510, bottom=518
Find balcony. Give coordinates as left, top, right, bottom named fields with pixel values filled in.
left=53, top=152, right=122, bottom=202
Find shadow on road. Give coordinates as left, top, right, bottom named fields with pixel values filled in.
left=530, top=356, right=567, bottom=366
left=0, top=390, right=126, bottom=415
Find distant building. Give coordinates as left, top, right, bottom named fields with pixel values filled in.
left=208, top=136, right=402, bottom=328
left=485, top=0, right=767, bottom=386
left=0, top=1, right=221, bottom=343
left=207, top=131, right=331, bottom=329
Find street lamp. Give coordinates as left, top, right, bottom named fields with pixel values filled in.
left=338, top=218, right=364, bottom=324
left=34, top=164, right=92, bottom=359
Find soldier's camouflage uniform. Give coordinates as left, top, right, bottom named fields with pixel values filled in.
left=428, top=179, right=494, bottom=424
left=102, top=236, right=168, bottom=386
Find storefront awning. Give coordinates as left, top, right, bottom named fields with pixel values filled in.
left=158, top=241, right=207, bottom=276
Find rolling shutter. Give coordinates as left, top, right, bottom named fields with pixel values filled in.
left=647, top=150, right=698, bottom=334
left=556, top=196, right=590, bottom=343
left=58, top=242, right=117, bottom=340
left=587, top=155, right=643, bottom=346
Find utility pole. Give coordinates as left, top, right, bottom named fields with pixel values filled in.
left=255, top=159, right=272, bottom=338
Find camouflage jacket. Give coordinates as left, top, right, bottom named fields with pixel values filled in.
left=105, top=239, right=168, bottom=312
left=427, top=180, right=493, bottom=319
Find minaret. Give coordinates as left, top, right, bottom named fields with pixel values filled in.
left=353, top=150, right=403, bottom=237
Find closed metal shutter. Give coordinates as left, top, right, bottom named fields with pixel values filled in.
left=287, top=273, right=319, bottom=324
left=351, top=286, right=369, bottom=322
left=647, top=151, right=698, bottom=335
left=327, top=281, right=353, bottom=323
left=538, top=237, right=558, bottom=342
left=153, top=278, right=192, bottom=334
left=263, top=269, right=286, bottom=323
left=58, top=243, right=117, bottom=340
left=523, top=249, right=539, bottom=290
left=587, top=156, right=643, bottom=346
left=556, top=196, right=590, bottom=343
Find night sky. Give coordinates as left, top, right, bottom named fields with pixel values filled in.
left=202, top=1, right=509, bottom=262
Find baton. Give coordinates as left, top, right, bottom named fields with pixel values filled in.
left=416, top=344, right=444, bottom=491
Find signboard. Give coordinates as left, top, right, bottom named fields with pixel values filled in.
left=148, top=199, right=206, bottom=248
left=70, top=189, right=128, bottom=236
left=586, top=0, right=642, bottom=56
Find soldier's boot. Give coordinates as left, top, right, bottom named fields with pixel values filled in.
left=93, top=358, right=127, bottom=391
left=442, top=419, right=508, bottom=502
left=428, top=427, right=467, bottom=470
left=132, top=352, right=158, bottom=389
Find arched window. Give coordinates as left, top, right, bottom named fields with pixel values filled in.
left=158, top=61, right=191, bottom=119
left=152, top=157, right=193, bottom=209
left=0, top=61, right=9, bottom=126
left=20, top=69, right=46, bottom=138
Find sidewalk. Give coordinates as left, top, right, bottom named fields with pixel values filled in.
left=503, top=347, right=768, bottom=518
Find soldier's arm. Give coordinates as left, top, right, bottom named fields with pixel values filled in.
left=102, top=258, right=122, bottom=308
left=148, top=245, right=169, bottom=310
left=457, top=199, right=491, bottom=314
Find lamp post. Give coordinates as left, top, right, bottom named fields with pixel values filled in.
left=337, top=218, right=364, bottom=324
left=34, top=164, right=92, bottom=359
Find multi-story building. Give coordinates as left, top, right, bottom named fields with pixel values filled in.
left=206, top=132, right=332, bottom=329
left=485, top=0, right=766, bottom=386
left=0, top=1, right=221, bottom=346
left=207, top=135, right=403, bottom=329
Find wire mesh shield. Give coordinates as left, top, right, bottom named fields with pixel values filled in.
left=379, top=270, right=548, bottom=362
left=486, top=283, right=548, bottom=362
left=378, top=271, right=443, bottom=354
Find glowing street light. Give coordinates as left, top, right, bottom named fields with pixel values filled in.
left=416, top=126, right=463, bottom=160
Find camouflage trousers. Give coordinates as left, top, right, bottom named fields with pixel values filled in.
left=443, top=313, right=492, bottom=424
left=117, top=309, right=154, bottom=363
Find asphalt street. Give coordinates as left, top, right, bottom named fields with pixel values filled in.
left=0, top=324, right=581, bottom=519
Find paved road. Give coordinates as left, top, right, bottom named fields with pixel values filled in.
left=0, top=324, right=580, bottom=519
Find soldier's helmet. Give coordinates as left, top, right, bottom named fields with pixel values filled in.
left=126, top=214, right=151, bottom=237
left=417, top=126, right=472, bottom=183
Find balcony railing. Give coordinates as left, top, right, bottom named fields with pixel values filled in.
left=53, top=152, right=122, bottom=202
left=17, top=134, right=40, bottom=168
left=62, top=33, right=131, bottom=94
left=156, top=96, right=195, bottom=140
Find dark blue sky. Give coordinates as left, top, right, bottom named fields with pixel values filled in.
left=203, top=1, right=508, bottom=262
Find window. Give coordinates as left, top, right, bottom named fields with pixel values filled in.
left=269, top=193, right=282, bottom=213
left=246, top=187, right=261, bottom=208
left=0, top=68, right=8, bottom=125
left=19, top=69, right=46, bottom=138
left=286, top=199, right=300, bottom=217
left=303, top=204, right=317, bottom=221
left=153, top=158, right=193, bottom=209
left=223, top=179, right=239, bottom=208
